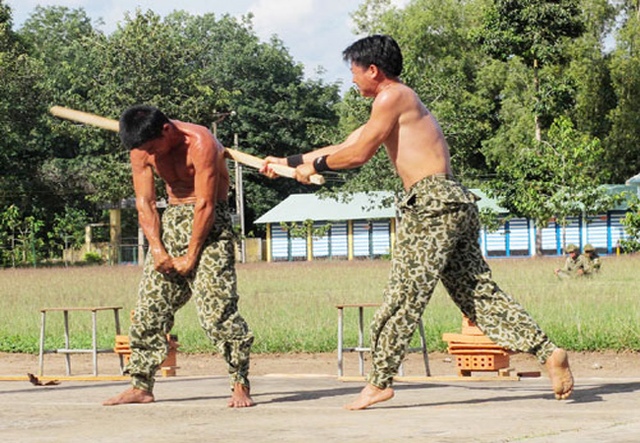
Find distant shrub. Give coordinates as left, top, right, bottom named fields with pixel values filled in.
left=83, top=251, right=103, bottom=264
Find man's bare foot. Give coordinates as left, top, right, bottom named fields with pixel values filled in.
left=103, top=387, right=154, bottom=406
left=228, top=383, right=255, bottom=408
left=344, top=383, right=394, bottom=410
left=545, top=348, right=574, bottom=400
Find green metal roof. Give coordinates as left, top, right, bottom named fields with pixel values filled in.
left=254, top=192, right=395, bottom=224
left=626, top=173, right=640, bottom=186
left=254, top=189, right=507, bottom=224
left=471, top=189, right=508, bottom=213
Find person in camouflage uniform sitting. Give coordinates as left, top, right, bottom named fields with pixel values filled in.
left=555, top=244, right=582, bottom=279
left=581, top=244, right=602, bottom=275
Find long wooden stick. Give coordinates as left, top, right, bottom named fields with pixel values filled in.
left=49, top=106, right=325, bottom=185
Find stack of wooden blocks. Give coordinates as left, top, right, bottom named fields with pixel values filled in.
left=442, top=316, right=512, bottom=377
left=114, top=334, right=180, bottom=377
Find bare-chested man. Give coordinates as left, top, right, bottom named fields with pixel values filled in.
left=261, top=35, right=573, bottom=410
left=103, top=105, right=254, bottom=408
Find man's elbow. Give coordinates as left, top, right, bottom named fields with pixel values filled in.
left=350, top=151, right=375, bottom=167
left=135, top=197, right=155, bottom=214
left=194, top=197, right=216, bottom=214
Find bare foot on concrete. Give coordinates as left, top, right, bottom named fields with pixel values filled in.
left=545, top=348, right=574, bottom=400
left=228, top=383, right=255, bottom=408
left=344, top=383, right=394, bottom=410
left=102, top=387, right=154, bottom=406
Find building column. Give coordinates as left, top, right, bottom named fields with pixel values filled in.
left=390, top=218, right=396, bottom=254
left=109, top=208, right=121, bottom=265
left=266, top=224, right=272, bottom=263
left=306, top=223, right=313, bottom=261
left=347, top=220, right=354, bottom=261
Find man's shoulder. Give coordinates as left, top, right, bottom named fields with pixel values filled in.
left=173, top=120, right=210, bottom=136
left=175, top=120, right=220, bottom=154
left=129, top=148, right=151, bottom=169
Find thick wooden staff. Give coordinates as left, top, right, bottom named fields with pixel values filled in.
left=49, top=106, right=325, bottom=185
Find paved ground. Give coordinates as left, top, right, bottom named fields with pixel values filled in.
left=2, top=372, right=640, bottom=442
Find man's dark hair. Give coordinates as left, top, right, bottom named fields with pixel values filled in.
left=342, top=34, right=403, bottom=78
left=119, top=105, right=170, bottom=150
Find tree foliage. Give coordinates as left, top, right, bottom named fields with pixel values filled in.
left=475, top=0, right=584, bottom=66
left=0, top=3, right=341, bottom=265
left=485, top=116, right=614, bottom=253
left=2, top=0, right=640, bottom=265
left=620, top=194, right=640, bottom=252
left=605, top=1, right=640, bottom=181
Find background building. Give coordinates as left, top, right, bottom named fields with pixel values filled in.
left=255, top=187, right=634, bottom=262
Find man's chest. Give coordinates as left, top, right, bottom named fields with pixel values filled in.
left=151, top=149, right=195, bottom=184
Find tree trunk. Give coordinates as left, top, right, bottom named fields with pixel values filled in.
left=535, top=221, right=544, bottom=256
left=534, top=59, right=542, bottom=142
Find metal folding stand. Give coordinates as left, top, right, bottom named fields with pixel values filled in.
left=336, top=303, right=430, bottom=378
left=38, top=306, right=124, bottom=376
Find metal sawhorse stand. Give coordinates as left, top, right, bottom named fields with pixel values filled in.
left=336, top=303, right=431, bottom=377
left=38, top=306, right=124, bottom=376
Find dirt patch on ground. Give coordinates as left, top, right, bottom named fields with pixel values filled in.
left=1, top=350, right=638, bottom=379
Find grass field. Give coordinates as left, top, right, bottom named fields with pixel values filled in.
left=1, top=255, right=639, bottom=355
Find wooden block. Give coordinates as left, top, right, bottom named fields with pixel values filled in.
left=461, top=316, right=484, bottom=335
left=160, top=367, right=177, bottom=377
left=447, top=342, right=506, bottom=350
left=113, top=334, right=179, bottom=372
left=442, top=333, right=497, bottom=344
left=448, top=348, right=509, bottom=356
left=516, top=371, right=541, bottom=378
left=498, top=367, right=515, bottom=377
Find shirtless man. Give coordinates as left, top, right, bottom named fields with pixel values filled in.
left=262, top=35, right=573, bottom=410
left=103, top=105, right=254, bottom=408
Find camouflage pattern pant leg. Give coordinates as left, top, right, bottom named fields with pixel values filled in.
left=126, top=201, right=253, bottom=392
left=367, top=175, right=556, bottom=389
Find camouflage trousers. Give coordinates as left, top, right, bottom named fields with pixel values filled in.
left=368, top=174, right=556, bottom=389
left=125, top=201, right=254, bottom=392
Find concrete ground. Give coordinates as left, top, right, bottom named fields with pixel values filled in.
left=2, top=373, right=639, bottom=443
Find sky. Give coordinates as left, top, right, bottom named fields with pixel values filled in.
left=6, top=0, right=410, bottom=94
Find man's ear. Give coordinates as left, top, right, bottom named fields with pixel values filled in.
left=368, top=64, right=386, bottom=81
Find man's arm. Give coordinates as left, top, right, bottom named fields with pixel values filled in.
left=259, top=126, right=365, bottom=178
left=261, top=86, right=399, bottom=180
left=171, top=131, right=220, bottom=276
left=293, top=89, right=400, bottom=183
left=579, top=255, right=597, bottom=275
left=130, top=150, right=173, bottom=274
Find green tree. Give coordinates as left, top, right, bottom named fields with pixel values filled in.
left=564, top=0, right=617, bottom=143
left=20, top=7, right=340, bottom=237
left=620, top=195, right=640, bottom=252
left=0, top=205, right=44, bottom=267
left=605, top=1, right=640, bottom=182
left=0, top=205, right=21, bottom=267
left=486, top=116, right=615, bottom=254
left=47, top=206, right=89, bottom=261
left=475, top=0, right=584, bottom=141
left=0, top=1, right=49, bottom=215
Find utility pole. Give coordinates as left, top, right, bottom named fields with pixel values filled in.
left=234, top=133, right=246, bottom=263
left=211, top=110, right=243, bottom=262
